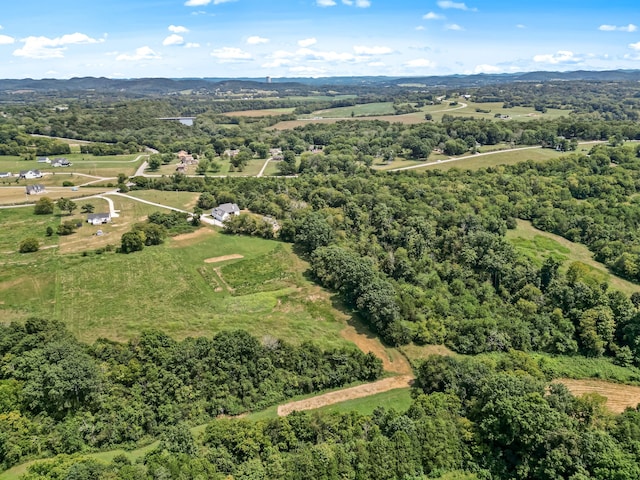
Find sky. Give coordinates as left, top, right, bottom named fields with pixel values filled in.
left=0, top=0, right=639, bottom=79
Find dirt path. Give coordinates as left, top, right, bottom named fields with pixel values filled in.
left=204, top=254, right=244, bottom=263
left=340, top=325, right=412, bottom=375
left=554, top=378, right=640, bottom=413
left=277, top=375, right=414, bottom=416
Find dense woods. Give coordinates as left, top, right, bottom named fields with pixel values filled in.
left=7, top=77, right=640, bottom=478
left=0, top=319, right=381, bottom=470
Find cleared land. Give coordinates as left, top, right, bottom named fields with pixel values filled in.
left=277, top=375, right=414, bottom=416
left=507, top=219, right=640, bottom=295
left=555, top=378, right=640, bottom=413
left=223, top=107, right=296, bottom=117
left=126, top=190, right=201, bottom=211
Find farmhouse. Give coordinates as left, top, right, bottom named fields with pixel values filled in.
left=177, top=150, right=198, bottom=165
left=0, top=172, right=12, bottom=178
left=19, top=170, right=42, bottom=179
left=87, top=213, right=111, bottom=225
left=25, top=184, right=45, bottom=195
left=52, top=158, right=72, bottom=167
left=37, top=156, right=51, bottom=164
left=211, top=203, right=240, bottom=222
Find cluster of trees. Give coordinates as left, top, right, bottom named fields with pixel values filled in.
left=13, top=353, right=640, bottom=479
left=0, top=319, right=382, bottom=470
left=118, top=211, right=187, bottom=253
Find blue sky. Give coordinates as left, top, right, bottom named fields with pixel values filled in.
left=0, top=0, right=639, bottom=78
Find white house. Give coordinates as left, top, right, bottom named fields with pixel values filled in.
left=37, top=157, right=51, bottom=164
left=211, top=203, right=240, bottom=222
left=0, top=172, right=11, bottom=178
left=19, top=170, right=42, bottom=179
left=87, top=213, right=111, bottom=225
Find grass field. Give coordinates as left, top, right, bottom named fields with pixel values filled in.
left=417, top=147, right=567, bottom=171
left=0, top=209, right=355, bottom=347
left=127, top=190, right=200, bottom=211
left=271, top=98, right=570, bottom=130
left=0, top=153, right=143, bottom=178
left=307, top=102, right=396, bottom=118
left=0, top=186, right=114, bottom=206
left=506, top=219, right=640, bottom=295
left=223, top=107, right=296, bottom=117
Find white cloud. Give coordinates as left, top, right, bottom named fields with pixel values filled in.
left=533, top=50, right=582, bottom=64
left=210, top=46, right=252, bottom=61
left=185, top=42, right=200, bottom=48
left=297, top=47, right=355, bottom=62
left=342, top=0, right=371, bottom=6
left=405, top=58, right=436, bottom=68
left=163, top=34, right=184, bottom=46
left=169, top=25, right=189, bottom=33
left=516, top=24, right=526, bottom=29
left=262, top=58, right=291, bottom=68
left=437, top=1, right=476, bottom=11
left=298, top=37, right=317, bottom=47
left=473, top=64, right=501, bottom=73
left=0, top=35, right=15, bottom=45
left=445, top=24, right=464, bottom=31
left=185, top=0, right=235, bottom=4
left=289, top=66, right=326, bottom=75
left=116, top=46, right=161, bottom=61
left=629, top=42, right=640, bottom=50
left=353, top=45, right=393, bottom=55
left=368, top=61, right=385, bottom=67
left=423, top=12, right=444, bottom=20
left=599, top=24, right=637, bottom=32
left=415, top=26, right=425, bottom=31
left=316, top=0, right=336, bottom=6
left=13, top=33, right=103, bottom=59
left=247, top=36, right=269, bottom=45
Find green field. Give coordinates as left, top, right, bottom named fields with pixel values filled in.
left=506, top=219, right=640, bottom=295
left=308, top=101, right=396, bottom=118
left=0, top=210, right=353, bottom=347
left=0, top=153, right=143, bottom=178
left=127, top=190, right=200, bottom=211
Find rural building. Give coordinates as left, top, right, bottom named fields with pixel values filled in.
left=224, top=149, right=240, bottom=158
left=37, top=156, right=51, bottom=163
left=52, top=158, right=72, bottom=167
left=19, top=170, right=42, bottom=179
left=0, top=172, right=12, bottom=178
left=212, top=203, right=240, bottom=222
left=25, top=184, right=45, bottom=195
left=175, top=164, right=187, bottom=173
left=87, top=213, right=111, bottom=225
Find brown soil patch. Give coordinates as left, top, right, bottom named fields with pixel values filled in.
left=277, top=375, right=414, bottom=416
left=554, top=378, right=640, bottom=413
left=171, top=227, right=214, bottom=246
left=0, top=277, right=25, bottom=291
left=204, top=254, right=244, bottom=263
left=341, top=325, right=413, bottom=375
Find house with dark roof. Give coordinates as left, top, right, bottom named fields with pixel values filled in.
left=87, top=213, right=111, bottom=225
left=25, top=184, right=45, bottom=195
left=0, top=171, right=12, bottom=178
left=211, top=203, right=240, bottom=222
left=37, top=156, right=51, bottom=164
left=52, top=158, right=72, bottom=168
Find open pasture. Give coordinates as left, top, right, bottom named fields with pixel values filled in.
left=507, top=219, right=640, bottom=295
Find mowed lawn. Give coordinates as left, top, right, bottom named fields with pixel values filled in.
left=1, top=211, right=352, bottom=348
left=0, top=153, right=143, bottom=179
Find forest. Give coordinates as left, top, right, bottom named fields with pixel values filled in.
left=6, top=78, right=640, bottom=479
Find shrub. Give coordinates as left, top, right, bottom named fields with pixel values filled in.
left=19, top=237, right=39, bottom=253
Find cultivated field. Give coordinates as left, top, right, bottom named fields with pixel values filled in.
left=554, top=378, right=640, bottom=413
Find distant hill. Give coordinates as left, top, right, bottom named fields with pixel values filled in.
left=0, top=70, right=639, bottom=98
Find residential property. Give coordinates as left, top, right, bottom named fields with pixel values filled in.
left=25, top=184, right=45, bottom=195
left=177, top=150, right=198, bottom=165
left=37, top=156, right=51, bottom=164
left=224, top=149, right=240, bottom=158
left=52, top=158, right=72, bottom=167
left=19, top=170, right=42, bottom=179
left=0, top=172, right=12, bottom=178
left=87, top=213, right=111, bottom=225
left=211, top=203, right=241, bottom=222
left=175, top=164, right=187, bottom=173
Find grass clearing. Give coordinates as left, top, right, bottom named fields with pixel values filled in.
left=313, top=387, right=413, bottom=415
left=506, top=219, right=640, bottom=295
left=126, top=190, right=200, bottom=211
left=223, top=107, right=296, bottom=117
left=308, top=102, right=396, bottom=118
